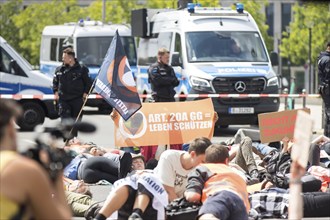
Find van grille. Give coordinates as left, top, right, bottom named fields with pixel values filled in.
left=212, top=77, right=266, bottom=105
left=212, top=77, right=266, bottom=93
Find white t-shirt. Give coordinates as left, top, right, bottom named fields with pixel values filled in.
left=154, top=150, right=193, bottom=198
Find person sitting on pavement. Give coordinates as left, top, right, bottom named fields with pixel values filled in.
left=154, top=137, right=212, bottom=202
left=184, top=143, right=250, bottom=220
left=0, top=99, right=71, bottom=220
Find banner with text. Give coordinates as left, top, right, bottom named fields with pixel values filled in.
left=114, top=98, right=216, bottom=147
left=258, top=108, right=310, bottom=143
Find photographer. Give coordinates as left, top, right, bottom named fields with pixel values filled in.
left=0, top=99, right=71, bottom=220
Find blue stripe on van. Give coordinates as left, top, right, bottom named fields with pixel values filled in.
left=0, top=81, right=53, bottom=95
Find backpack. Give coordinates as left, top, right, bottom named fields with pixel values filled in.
left=263, top=151, right=291, bottom=188
left=166, top=197, right=201, bottom=220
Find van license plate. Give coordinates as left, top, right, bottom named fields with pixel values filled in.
left=229, top=107, right=254, bottom=114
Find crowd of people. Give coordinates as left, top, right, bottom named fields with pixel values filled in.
left=1, top=42, right=330, bottom=220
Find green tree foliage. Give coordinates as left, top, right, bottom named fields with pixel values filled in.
left=145, top=0, right=177, bottom=9
left=12, top=0, right=85, bottom=65
left=280, top=2, right=330, bottom=65
left=86, top=0, right=143, bottom=24
left=0, top=0, right=23, bottom=51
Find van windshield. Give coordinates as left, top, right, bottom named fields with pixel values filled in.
left=76, top=36, right=137, bottom=67
left=186, top=31, right=268, bottom=63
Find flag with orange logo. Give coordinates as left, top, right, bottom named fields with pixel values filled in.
left=95, top=30, right=141, bottom=120
left=114, top=98, right=216, bottom=147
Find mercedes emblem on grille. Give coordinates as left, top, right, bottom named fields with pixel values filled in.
left=234, top=81, right=246, bottom=93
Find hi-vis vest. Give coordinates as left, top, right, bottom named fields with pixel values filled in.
left=202, top=163, right=250, bottom=212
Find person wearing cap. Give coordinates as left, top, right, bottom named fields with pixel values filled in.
left=318, top=42, right=330, bottom=137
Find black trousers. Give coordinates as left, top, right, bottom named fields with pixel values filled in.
left=153, top=95, right=175, bottom=102
left=303, top=192, right=330, bottom=217
left=58, top=98, right=84, bottom=137
left=324, top=107, right=330, bottom=137
left=118, top=184, right=157, bottom=220
left=79, top=157, right=119, bottom=184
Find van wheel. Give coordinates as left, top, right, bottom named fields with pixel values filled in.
left=17, top=102, right=45, bottom=131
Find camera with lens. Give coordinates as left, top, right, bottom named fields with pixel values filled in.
left=22, top=119, right=96, bottom=182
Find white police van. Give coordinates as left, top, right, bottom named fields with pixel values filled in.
left=131, top=3, right=280, bottom=126
left=40, top=20, right=137, bottom=111
left=0, top=36, right=58, bottom=130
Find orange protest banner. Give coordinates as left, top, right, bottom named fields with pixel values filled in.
left=114, top=98, right=216, bottom=147
left=258, top=108, right=310, bottom=143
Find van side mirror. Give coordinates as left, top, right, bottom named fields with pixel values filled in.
left=171, top=52, right=182, bottom=67
left=9, top=59, right=17, bottom=74
left=270, top=52, right=279, bottom=66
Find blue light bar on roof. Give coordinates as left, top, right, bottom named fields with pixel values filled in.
left=187, top=3, right=202, bottom=13
left=236, top=3, right=244, bottom=13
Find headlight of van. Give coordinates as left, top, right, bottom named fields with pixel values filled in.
left=190, top=76, right=212, bottom=92
left=267, top=77, right=279, bottom=87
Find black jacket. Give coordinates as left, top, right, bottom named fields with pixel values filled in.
left=53, top=60, right=92, bottom=101
left=318, top=51, right=330, bottom=84
left=148, top=62, right=179, bottom=99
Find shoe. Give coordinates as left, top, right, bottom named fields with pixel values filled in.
left=119, top=152, right=132, bottom=178
left=128, top=212, right=143, bottom=220
left=250, top=169, right=259, bottom=179
left=248, top=169, right=260, bottom=185
left=84, top=203, right=100, bottom=220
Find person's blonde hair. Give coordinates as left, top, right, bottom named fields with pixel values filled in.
left=158, top=47, right=170, bottom=56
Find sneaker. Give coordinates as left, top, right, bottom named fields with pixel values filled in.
left=84, top=203, right=100, bottom=220
left=128, top=212, right=143, bottom=220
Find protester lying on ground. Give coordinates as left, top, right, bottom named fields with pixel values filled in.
left=0, top=99, right=71, bottom=220
left=94, top=170, right=168, bottom=220
left=154, top=137, right=211, bottom=202
left=263, top=137, right=322, bottom=192
left=65, top=190, right=100, bottom=219
left=64, top=145, right=132, bottom=184
left=184, top=144, right=250, bottom=220
left=248, top=185, right=330, bottom=219
left=250, top=158, right=330, bottom=219
left=221, top=136, right=260, bottom=185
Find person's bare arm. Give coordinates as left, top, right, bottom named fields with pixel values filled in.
left=163, top=184, right=178, bottom=202
left=281, top=136, right=290, bottom=153
left=184, top=191, right=201, bottom=203
left=19, top=158, right=71, bottom=219
left=288, top=160, right=305, bottom=220
left=311, top=135, right=330, bottom=145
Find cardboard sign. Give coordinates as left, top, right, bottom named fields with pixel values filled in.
left=258, top=108, right=310, bottom=143
left=114, top=99, right=215, bottom=147
left=291, top=110, right=313, bottom=168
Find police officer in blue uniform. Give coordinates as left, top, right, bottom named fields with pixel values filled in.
left=318, top=42, right=330, bottom=137
left=148, top=48, right=179, bottom=102
left=53, top=47, right=92, bottom=138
